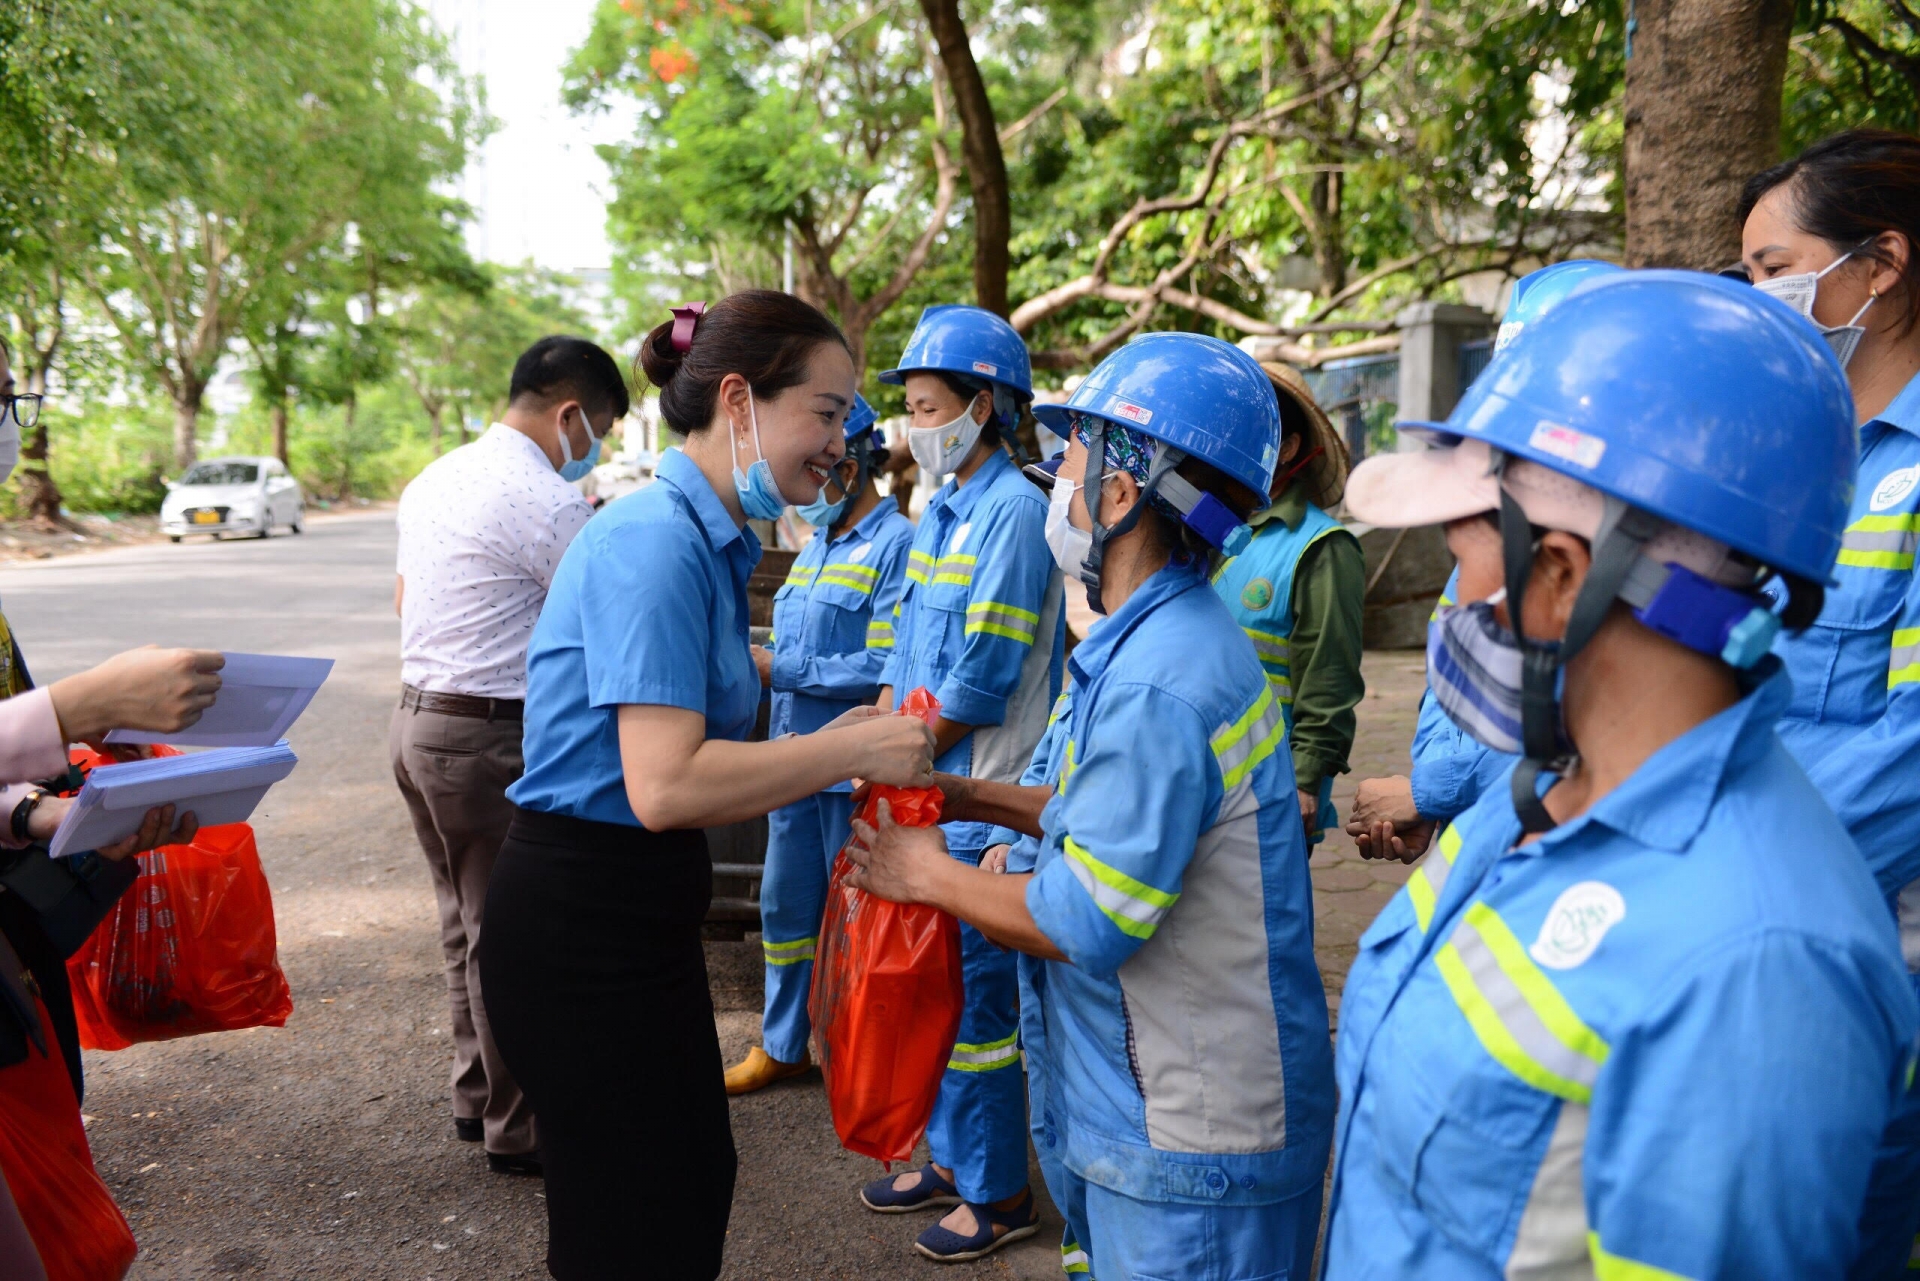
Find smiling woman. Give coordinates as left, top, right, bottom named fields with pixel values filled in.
left=477, top=290, right=937, bottom=1280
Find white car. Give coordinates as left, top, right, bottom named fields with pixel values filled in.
left=161, top=456, right=306, bottom=542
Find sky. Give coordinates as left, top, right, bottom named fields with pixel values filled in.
left=427, top=0, right=632, bottom=274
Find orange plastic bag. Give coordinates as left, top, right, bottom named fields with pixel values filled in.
left=808, top=689, right=963, bottom=1165
left=63, top=748, right=292, bottom=1050
left=0, top=997, right=137, bottom=1281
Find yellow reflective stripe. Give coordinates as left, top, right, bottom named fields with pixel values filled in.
left=866, top=619, right=895, bottom=649
left=1062, top=1242, right=1091, bottom=1273
left=821, top=560, right=879, bottom=583
left=784, top=565, right=819, bottom=586
left=762, top=936, right=817, bottom=965
left=1436, top=902, right=1610, bottom=1103
left=1063, top=835, right=1177, bottom=940
left=1588, top=1233, right=1695, bottom=1281
left=817, top=573, right=878, bottom=593
left=1408, top=824, right=1461, bottom=933
left=947, top=1032, right=1020, bottom=1071
left=966, top=599, right=1040, bottom=643
left=1429, top=588, right=1457, bottom=623
left=1839, top=549, right=1916, bottom=570
left=1892, top=627, right=1920, bottom=690
left=1243, top=626, right=1290, bottom=664
left=1058, top=740, right=1077, bottom=794
left=1266, top=670, right=1294, bottom=705
left=907, top=549, right=935, bottom=585
left=1210, top=684, right=1284, bottom=790
left=1047, top=691, right=1071, bottom=727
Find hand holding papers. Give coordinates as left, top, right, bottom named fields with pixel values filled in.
left=106, top=653, right=332, bottom=748
left=48, top=742, right=298, bottom=859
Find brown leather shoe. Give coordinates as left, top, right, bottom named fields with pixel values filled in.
left=724, top=1046, right=812, bottom=1095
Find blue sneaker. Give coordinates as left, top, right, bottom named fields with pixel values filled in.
left=860, top=1163, right=962, bottom=1213
left=914, top=1188, right=1040, bottom=1262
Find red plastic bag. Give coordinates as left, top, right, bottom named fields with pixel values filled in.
left=64, top=748, right=292, bottom=1051
left=0, top=997, right=137, bottom=1281
left=808, top=689, right=964, bottom=1165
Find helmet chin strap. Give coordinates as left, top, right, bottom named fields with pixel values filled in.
left=1496, top=455, right=1662, bottom=833
left=1077, top=416, right=1182, bottom=615
left=829, top=437, right=871, bottom=533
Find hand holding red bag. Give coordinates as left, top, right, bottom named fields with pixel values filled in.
left=809, top=689, right=964, bottom=1165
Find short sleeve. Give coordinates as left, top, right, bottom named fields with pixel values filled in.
left=576, top=517, right=715, bottom=713
left=1027, top=682, right=1215, bottom=977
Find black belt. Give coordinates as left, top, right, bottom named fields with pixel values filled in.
left=400, top=684, right=523, bottom=721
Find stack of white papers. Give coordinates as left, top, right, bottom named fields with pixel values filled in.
left=48, top=741, right=298, bottom=858
left=106, top=653, right=333, bottom=748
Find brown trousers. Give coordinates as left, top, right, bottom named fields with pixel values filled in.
left=389, top=703, right=535, bottom=1156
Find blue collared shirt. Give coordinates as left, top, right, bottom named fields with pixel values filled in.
left=510, top=448, right=762, bottom=826
left=1327, top=661, right=1919, bottom=1279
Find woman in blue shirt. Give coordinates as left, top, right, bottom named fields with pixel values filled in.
left=480, top=291, right=936, bottom=1280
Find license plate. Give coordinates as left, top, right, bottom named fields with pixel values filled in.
left=191, top=510, right=220, bottom=525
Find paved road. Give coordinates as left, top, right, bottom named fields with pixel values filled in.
left=0, top=510, right=1425, bottom=1280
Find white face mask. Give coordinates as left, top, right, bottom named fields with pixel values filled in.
left=907, top=395, right=987, bottom=479
left=1754, top=249, right=1876, bottom=368
left=1044, top=475, right=1094, bottom=586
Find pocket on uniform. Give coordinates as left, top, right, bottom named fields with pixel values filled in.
left=414, top=742, right=482, bottom=759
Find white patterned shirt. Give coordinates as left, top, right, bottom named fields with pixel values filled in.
left=396, top=423, right=593, bottom=698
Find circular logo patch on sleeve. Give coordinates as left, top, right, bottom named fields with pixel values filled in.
left=1528, top=881, right=1626, bottom=970
left=1240, top=577, right=1274, bottom=611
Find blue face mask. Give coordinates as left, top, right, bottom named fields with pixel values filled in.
left=797, top=458, right=857, bottom=528
left=557, top=407, right=601, bottom=482
left=731, top=389, right=789, bottom=521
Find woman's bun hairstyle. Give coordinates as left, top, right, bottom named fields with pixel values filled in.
left=636, top=290, right=851, bottom=435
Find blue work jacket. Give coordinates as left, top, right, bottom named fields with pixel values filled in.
left=1326, top=662, right=1918, bottom=1279
left=1410, top=567, right=1510, bottom=822
left=881, top=447, right=1064, bottom=850
left=768, top=500, right=914, bottom=791
left=1024, top=561, right=1333, bottom=1206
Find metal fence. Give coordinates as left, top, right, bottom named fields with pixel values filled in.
left=1305, top=353, right=1399, bottom=463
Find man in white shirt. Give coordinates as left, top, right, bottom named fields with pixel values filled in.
left=390, top=336, right=626, bottom=1176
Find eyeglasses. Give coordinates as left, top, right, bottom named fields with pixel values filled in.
left=1, top=394, right=41, bottom=430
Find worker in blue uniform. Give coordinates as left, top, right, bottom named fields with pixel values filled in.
left=1212, top=361, right=1363, bottom=845
left=1740, top=128, right=1920, bottom=1279
left=1348, top=260, right=1620, bottom=863
left=859, top=305, right=1065, bottom=1263
left=724, top=396, right=916, bottom=1095
left=1325, top=271, right=1920, bottom=1278
left=846, top=332, right=1334, bottom=1280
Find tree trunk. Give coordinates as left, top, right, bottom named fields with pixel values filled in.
left=271, top=394, right=290, bottom=467
left=1623, top=0, right=1796, bottom=269
left=16, top=364, right=65, bottom=528
left=1311, top=166, right=1346, bottom=298
left=427, top=403, right=444, bottom=456
left=172, top=394, right=201, bottom=472
left=919, top=0, right=1010, bottom=316
left=337, top=395, right=356, bottom=501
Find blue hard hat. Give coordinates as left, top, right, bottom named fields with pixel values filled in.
left=1496, top=260, right=1623, bottom=354
left=879, top=305, right=1034, bottom=399
left=1409, top=270, right=1855, bottom=581
left=845, top=393, right=878, bottom=443
left=1032, top=332, right=1281, bottom=497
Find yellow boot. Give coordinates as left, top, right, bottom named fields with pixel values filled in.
left=724, top=1046, right=812, bottom=1095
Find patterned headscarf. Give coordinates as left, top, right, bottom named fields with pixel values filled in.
left=1068, top=411, right=1185, bottom=525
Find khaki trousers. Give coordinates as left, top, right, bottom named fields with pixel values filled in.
left=389, top=702, right=535, bottom=1156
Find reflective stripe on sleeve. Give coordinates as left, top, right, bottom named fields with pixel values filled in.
left=1058, top=740, right=1077, bottom=794
left=817, top=561, right=880, bottom=593
left=1434, top=902, right=1610, bottom=1103
left=1891, top=627, right=1920, bottom=691
left=1406, top=823, right=1462, bottom=933
left=1211, top=684, right=1285, bottom=790
left=1839, top=513, right=1920, bottom=570
left=866, top=619, right=895, bottom=649
left=1047, top=690, right=1070, bottom=727
left=932, top=553, right=976, bottom=586
left=1063, top=835, right=1178, bottom=940
left=907, top=550, right=935, bottom=585
left=966, top=599, right=1040, bottom=644
left=763, top=936, right=817, bottom=966
left=947, top=1033, right=1020, bottom=1072
left=1061, top=1242, right=1091, bottom=1273
left=1587, top=1232, right=1695, bottom=1280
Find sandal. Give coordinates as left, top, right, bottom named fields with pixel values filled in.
left=913, top=1188, right=1040, bottom=1262
left=860, top=1163, right=962, bottom=1213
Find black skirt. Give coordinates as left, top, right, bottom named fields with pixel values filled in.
left=482, top=807, right=736, bottom=1280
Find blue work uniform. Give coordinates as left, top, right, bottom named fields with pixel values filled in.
left=880, top=445, right=1065, bottom=1205
left=1770, top=370, right=1920, bottom=1276
left=1410, top=568, right=1510, bottom=823
left=511, top=446, right=760, bottom=823
left=989, top=688, right=1090, bottom=1276
left=1024, top=561, right=1332, bottom=1280
left=1212, top=500, right=1355, bottom=840
left=758, top=500, right=914, bottom=1063
left=1325, top=661, right=1919, bottom=1279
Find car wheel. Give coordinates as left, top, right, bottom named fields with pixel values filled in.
left=291, top=510, right=304, bottom=534
left=169, top=535, right=182, bottom=544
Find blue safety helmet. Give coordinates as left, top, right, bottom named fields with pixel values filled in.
left=880, top=306, right=1033, bottom=430
left=1410, top=269, right=1854, bottom=582
left=1495, top=260, right=1623, bottom=355
left=1033, top=332, right=1280, bottom=497
left=1034, top=332, right=1282, bottom=611
left=845, top=392, right=878, bottom=444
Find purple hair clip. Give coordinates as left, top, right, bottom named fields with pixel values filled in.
left=670, top=302, right=707, bottom=353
